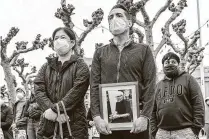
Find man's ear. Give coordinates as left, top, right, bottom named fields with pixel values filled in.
left=70, top=40, right=76, bottom=45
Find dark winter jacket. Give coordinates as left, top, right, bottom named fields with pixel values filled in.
left=150, top=71, right=205, bottom=137
left=1, top=104, right=14, bottom=139
left=34, top=55, right=90, bottom=139
left=90, top=40, right=156, bottom=119
left=22, top=94, right=42, bottom=121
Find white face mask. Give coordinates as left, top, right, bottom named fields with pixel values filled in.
left=109, top=18, right=128, bottom=35
left=54, top=39, right=72, bottom=56
left=16, top=93, right=24, bottom=101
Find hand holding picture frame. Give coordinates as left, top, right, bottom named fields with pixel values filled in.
left=99, top=82, right=139, bottom=131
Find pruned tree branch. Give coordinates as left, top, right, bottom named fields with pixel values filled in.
left=140, top=6, right=150, bottom=24
left=8, top=35, right=48, bottom=63
left=135, top=19, right=145, bottom=28
left=154, top=0, right=187, bottom=57
left=1, top=27, right=19, bottom=50
left=55, top=0, right=75, bottom=29
left=151, top=0, right=172, bottom=27
left=77, top=8, right=104, bottom=47
left=188, top=30, right=200, bottom=49
left=25, top=66, right=37, bottom=78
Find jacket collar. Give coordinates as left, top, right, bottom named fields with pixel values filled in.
left=109, top=38, right=133, bottom=48
left=47, top=54, right=79, bottom=72
left=163, top=70, right=186, bottom=81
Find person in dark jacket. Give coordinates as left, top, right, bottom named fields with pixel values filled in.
left=90, top=4, right=156, bottom=139
left=34, top=27, right=90, bottom=139
left=23, top=90, right=42, bottom=139
left=0, top=93, right=14, bottom=139
left=150, top=52, right=205, bottom=139
left=109, top=91, right=133, bottom=123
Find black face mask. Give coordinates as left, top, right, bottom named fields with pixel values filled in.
left=163, top=65, right=179, bottom=78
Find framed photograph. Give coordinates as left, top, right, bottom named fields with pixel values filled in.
left=99, top=82, right=139, bottom=130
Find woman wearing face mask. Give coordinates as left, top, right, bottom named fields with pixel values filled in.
left=1, top=93, right=14, bottom=139
left=34, top=27, right=90, bottom=139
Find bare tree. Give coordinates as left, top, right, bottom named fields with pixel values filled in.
left=12, top=58, right=37, bottom=99
left=117, top=0, right=206, bottom=74
left=49, top=0, right=104, bottom=57
left=0, top=28, right=48, bottom=105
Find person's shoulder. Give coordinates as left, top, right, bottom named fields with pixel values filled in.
left=133, top=42, right=149, bottom=49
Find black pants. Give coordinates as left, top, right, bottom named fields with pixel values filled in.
left=100, top=130, right=149, bottom=139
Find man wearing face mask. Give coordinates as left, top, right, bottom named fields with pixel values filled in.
left=150, top=52, right=205, bottom=139
left=12, top=87, right=27, bottom=132
left=90, top=4, right=156, bottom=139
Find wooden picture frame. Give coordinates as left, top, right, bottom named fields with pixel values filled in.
left=99, top=82, right=139, bottom=131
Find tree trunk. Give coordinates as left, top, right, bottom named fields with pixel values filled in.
left=1, top=61, right=16, bottom=106
left=145, top=26, right=154, bottom=52
left=179, top=55, right=186, bottom=71
left=23, top=82, right=30, bottom=99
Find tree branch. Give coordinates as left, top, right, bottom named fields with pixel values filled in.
left=135, top=19, right=145, bottom=27
left=55, top=0, right=75, bottom=29
left=151, top=0, right=172, bottom=27
left=25, top=66, right=37, bottom=78
left=188, top=30, right=200, bottom=49
left=154, top=0, right=187, bottom=57
left=13, top=67, right=26, bottom=83
left=77, top=8, right=104, bottom=47
left=8, top=35, right=48, bottom=62
left=140, top=6, right=150, bottom=24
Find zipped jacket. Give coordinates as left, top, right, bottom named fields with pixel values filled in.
left=90, top=40, right=156, bottom=119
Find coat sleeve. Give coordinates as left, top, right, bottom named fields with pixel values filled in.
left=140, top=45, right=156, bottom=119
left=34, top=63, right=53, bottom=112
left=90, top=48, right=101, bottom=118
left=150, top=94, right=158, bottom=138
left=1, top=106, right=13, bottom=129
left=52, top=59, right=90, bottom=112
left=189, top=75, right=205, bottom=135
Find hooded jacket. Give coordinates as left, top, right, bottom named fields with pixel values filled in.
left=90, top=40, right=156, bottom=119
left=1, top=104, right=14, bottom=139
left=151, top=71, right=205, bottom=136
left=34, top=55, right=90, bottom=139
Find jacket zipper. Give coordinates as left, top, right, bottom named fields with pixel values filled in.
left=116, top=46, right=125, bottom=83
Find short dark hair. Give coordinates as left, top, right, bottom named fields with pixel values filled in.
left=110, top=4, right=131, bottom=20
left=52, top=27, right=76, bottom=50
left=0, top=93, right=5, bottom=98
left=162, top=52, right=180, bottom=64
left=52, top=27, right=76, bottom=41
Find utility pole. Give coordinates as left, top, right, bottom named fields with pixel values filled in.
left=196, top=0, right=206, bottom=98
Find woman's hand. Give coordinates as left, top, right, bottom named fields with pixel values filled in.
left=43, top=108, right=57, bottom=122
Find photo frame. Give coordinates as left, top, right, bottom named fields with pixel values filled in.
left=99, top=82, right=139, bottom=131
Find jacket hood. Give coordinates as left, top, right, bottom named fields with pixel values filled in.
left=163, top=70, right=186, bottom=81
left=46, top=54, right=80, bottom=71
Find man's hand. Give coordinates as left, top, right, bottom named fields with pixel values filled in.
left=130, top=116, right=148, bottom=134
left=93, top=116, right=112, bottom=135
left=56, top=114, right=69, bottom=124
left=44, top=108, right=57, bottom=122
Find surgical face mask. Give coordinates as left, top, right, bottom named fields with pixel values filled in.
left=163, top=64, right=179, bottom=78
left=109, top=18, right=129, bottom=35
left=16, top=93, right=24, bottom=100
left=54, top=39, right=72, bottom=56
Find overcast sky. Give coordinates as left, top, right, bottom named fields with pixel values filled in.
left=0, top=0, right=209, bottom=86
